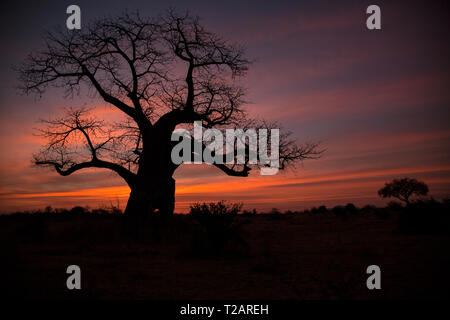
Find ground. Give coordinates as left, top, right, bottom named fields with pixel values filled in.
left=1, top=209, right=449, bottom=299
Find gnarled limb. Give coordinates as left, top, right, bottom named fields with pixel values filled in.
left=18, top=11, right=323, bottom=217
left=33, top=107, right=136, bottom=188
left=35, top=158, right=136, bottom=188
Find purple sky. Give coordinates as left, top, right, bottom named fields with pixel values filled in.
left=0, top=0, right=449, bottom=212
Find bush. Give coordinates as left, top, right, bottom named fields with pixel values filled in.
left=69, top=206, right=89, bottom=215
left=187, top=201, right=248, bottom=257
left=361, top=205, right=376, bottom=213
left=311, top=205, right=328, bottom=214
left=269, top=208, right=280, bottom=215
left=345, top=203, right=357, bottom=213
left=189, top=201, right=242, bottom=216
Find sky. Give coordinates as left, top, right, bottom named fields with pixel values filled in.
left=0, top=0, right=449, bottom=213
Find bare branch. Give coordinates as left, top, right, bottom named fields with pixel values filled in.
left=18, top=11, right=322, bottom=194
left=33, top=107, right=137, bottom=187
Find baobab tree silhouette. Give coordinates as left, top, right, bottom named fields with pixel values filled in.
left=17, top=11, right=321, bottom=217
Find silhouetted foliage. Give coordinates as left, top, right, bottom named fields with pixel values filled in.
left=188, top=201, right=248, bottom=257
left=70, top=206, right=89, bottom=215
left=310, top=205, right=328, bottom=214
left=378, top=178, right=429, bottom=205
left=345, top=203, right=357, bottom=213
left=2, top=197, right=447, bottom=251
left=269, top=208, right=281, bottom=215
left=189, top=200, right=242, bottom=216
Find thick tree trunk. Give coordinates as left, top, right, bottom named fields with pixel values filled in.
left=124, top=176, right=175, bottom=217
left=123, top=121, right=178, bottom=218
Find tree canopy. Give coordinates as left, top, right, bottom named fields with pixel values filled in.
left=378, top=178, right=429, bottom=204
left=17, top=10, right=322, bottom=216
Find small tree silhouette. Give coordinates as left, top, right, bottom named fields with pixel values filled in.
left=378, top=178, right=429, bottom=205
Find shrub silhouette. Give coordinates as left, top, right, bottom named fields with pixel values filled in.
left=310, top=205, right=328, bottom=214
left=69, top=206, right=89, bottom=215
left=270, top=208, right=281, bottom=215
left=188, top=201, right=248, bottom=257
left=345, top=203, right=357, bottom=213
left=190, top=201, right=242, bottom=216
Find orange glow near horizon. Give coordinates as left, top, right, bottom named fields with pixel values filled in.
left=2, top=164, right=450, bottom=213
left=1, top=1, right=449, bottom=214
